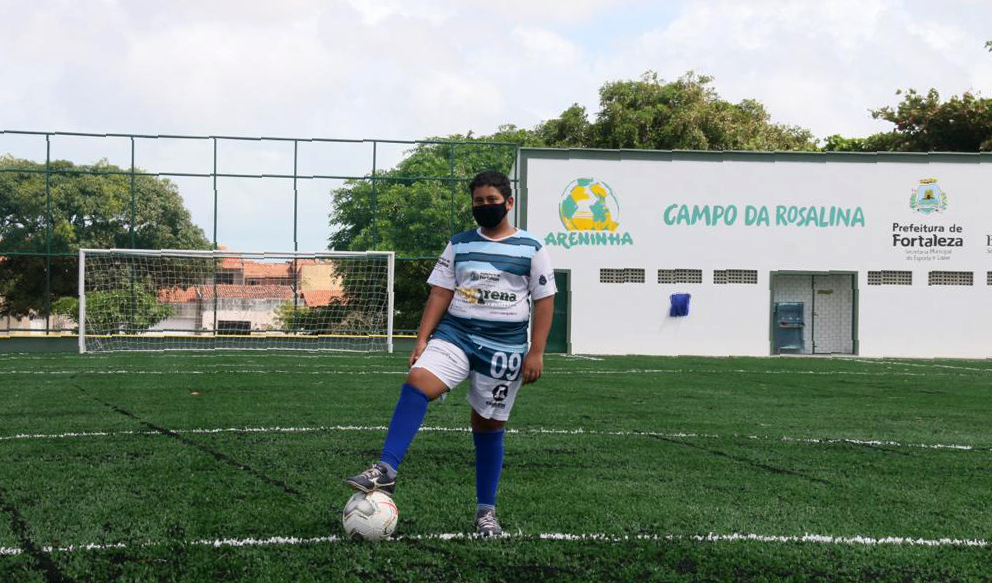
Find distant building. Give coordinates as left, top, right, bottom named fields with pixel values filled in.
left=154, top=256, right=344, bottom=335
left=517, top=148, right=992, bottom=358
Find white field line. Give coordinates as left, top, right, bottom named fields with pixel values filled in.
left=0, top=531, right=987, bottom=556
left=848, top=358, right=992, bottom=373
left=0, top=424, right=983, bottom=452
left=0, top=353, right=391, bottom=359
left=0, top=368, right=955, bottom=377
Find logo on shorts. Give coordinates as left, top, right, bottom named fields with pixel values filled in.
left=539, top=275, right=547, bottom=286
left=491, top=384, right=509, bottom=402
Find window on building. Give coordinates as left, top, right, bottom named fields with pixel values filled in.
left=713, top=269, right=758, bottom=284
left=658, top=269, right=703, bottom=284
left=928, top=271, right=973, bottom=286
left=867, top=271, right=912, bottom=286
left=600, top=268, right=645, bottom=284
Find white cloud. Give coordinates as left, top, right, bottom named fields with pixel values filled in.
left=462, top=0, right=633, bottom=21
left=615, top=0, right=992, bottom=138
left=343, top=0, right=453, bottom=26
left=511, top=26, right=581, bottom=67
left=1, top=0, right=989, bottom=250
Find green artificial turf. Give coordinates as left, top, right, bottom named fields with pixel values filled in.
left=0, top=352, right=990, bottom=582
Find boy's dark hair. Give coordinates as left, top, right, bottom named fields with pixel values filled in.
left=468, top=170, right=512, bottom=200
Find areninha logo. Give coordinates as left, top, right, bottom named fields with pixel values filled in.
left=544, top=178, right=634, bottom=249
left=910, top=178, right=948, bottom=215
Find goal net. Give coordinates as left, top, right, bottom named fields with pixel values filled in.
left=78, top=249, right=394, bottom=353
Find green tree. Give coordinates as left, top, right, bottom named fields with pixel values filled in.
left=329, top=126, right=541, bottom=329
left=824, top=89, right=992, bottom=152
left=51, top=287, right=172, bottom=334
left=0, top=157, right=211, bottom=317
left=535, top=103, right=591, bottom=148
left=330, top=73, right=817, bottom=328
left=821, top=133, right=898, bottom=152
left=536, top=72, right=817, bottom=151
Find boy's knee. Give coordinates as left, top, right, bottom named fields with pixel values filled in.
left=406, top=368, right=448, bottom=401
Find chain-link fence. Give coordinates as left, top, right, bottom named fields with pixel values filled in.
left=0, top=130, right=520, bottom=338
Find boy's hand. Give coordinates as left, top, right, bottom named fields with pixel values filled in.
left=522, top=352, right=544, bottom=385
left=409, top=339, right=428, bottom=368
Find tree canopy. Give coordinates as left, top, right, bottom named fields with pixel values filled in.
left=327, top=72, right=822, bottom=328
left=328, top=126, right=538, bottom=328
left=535, top=72, right=817, bottom=151
left=0, top=157, right=210, bottom=317
left=327, top=68, right=990, bottom=328
left=824, top=88, right=992, bottom=152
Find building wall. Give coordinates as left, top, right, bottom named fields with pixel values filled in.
left=520, top=150, right=992, bottom=358
left=300, top=264, right=338, bottom=291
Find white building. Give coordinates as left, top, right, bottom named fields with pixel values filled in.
left=516, top=148, right=992, bottom=358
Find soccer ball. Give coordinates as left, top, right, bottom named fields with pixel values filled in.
left=342, top=491, right=399, bottom=541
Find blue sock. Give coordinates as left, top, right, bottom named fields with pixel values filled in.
left=379, top=383, right=429, bottom=471
left=473, top=428, right=505, bottom=508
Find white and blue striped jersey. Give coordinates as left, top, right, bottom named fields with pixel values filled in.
left=427, top=228, right=556, bottom=346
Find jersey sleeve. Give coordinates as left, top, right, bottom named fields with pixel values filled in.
left=426, top=242, right=456, bottom=290
left=529, top=245, right=557, bottom=300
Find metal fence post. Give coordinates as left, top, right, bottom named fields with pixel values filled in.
left=44, top=134, right=52, bottom=335
left=212, top=137, right=218, bottom=249
left=293, top=140, right=299, bottom=252
left=371, top=141, right=378, bottom=250
left=129, top=137, right=136, bottom=249
left=448, top=144, right=455, bottom=237
left=211, top=139, right=218, bottom=342
left=293, top=140, right=299, bottom=314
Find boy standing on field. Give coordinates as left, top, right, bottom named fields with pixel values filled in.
left=345, top=170, right=556, bottom=536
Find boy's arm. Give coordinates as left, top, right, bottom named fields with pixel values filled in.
left=522, top=295, right=554, bottom=384
left=409, top=285, right=454, bottom=367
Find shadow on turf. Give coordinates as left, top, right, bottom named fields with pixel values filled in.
left=0, top=484, right=76, bottom=583
left=648, top=435, right=833, bottom=486
left=70, top=380, right=304, bottom=497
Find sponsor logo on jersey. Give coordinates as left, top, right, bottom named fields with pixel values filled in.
left=469, top=271, right=500, bottom=283
left=457, top=287, right=518, bottom=305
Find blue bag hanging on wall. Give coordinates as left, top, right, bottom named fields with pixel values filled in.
left=670, top=293, right=691, bottom=317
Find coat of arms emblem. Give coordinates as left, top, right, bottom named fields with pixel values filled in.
left=910, top=178, right=947, bottom=215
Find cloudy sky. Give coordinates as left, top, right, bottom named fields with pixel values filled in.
left=2, top=0, right=990, bottom=251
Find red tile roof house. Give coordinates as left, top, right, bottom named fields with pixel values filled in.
left=152, top=256, right=342, bottom=335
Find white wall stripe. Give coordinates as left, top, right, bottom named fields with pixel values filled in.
left=0, top=531, right=987, bottom=556
left=0, top=424, right=984, bottom=451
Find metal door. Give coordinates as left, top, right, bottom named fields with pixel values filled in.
left=546, top=270, right=569, bottom=353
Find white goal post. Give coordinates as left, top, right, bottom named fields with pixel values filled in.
left=78, top=249, right=395, bottom=354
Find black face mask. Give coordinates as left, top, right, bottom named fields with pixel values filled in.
left=472, top=202, right=509, bottom=229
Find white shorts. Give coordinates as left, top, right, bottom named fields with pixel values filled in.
left=411, top=338, right=523, bottom=421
